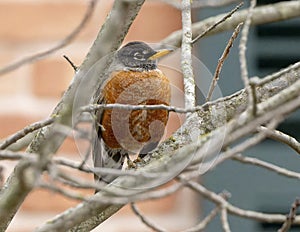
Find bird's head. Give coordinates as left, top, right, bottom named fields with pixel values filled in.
left=116, top=41, right=173, bottom=71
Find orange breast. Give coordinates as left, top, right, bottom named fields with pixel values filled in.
left=100, top=70, right=171, bottom=153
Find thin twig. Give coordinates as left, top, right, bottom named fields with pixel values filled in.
left=2, top=132, right=36, bottom=152
left=239, top=0, right=257, bottom=115
left=52, top=162, right=163, bottom=190
left=52, top=168, right=106, bottom=191
left=0, top=117, right=54, bottom=150
left=233, top=154, right=300, bottom=180
left=81, top=103, right=204, bottom=114
left=249, top=77, right=258, bottom=115
left=258, top=127, right=300, bottom=154
left=278, top=198, right=300, bottom=232
left=131, top=203, right=167, bottom=232
left=39, top=178, right=183, bottom=205
left=63, top=55, right=78, bottom=72
left=54, top=157, right=91, bottom=172
left=183, top=207, right=219, bottom=232
left=257, top=61, right=300, bottom=86
left=181, top=0, right=196, bottom=110
left=192, top=2, right=243, bottom=44
left=221, top=207, right=231, bottom=232
left=0, top=0, right=97, bottom=76
left=211, top=118, right=280, bottom=168
left=206, top=22, right=243, bottom=102
left=183, top=191, right=230, bottom=232
left=182, top=179, right=300, bottom=224
left=54, top=157, right=163, bottom=179
left=39, top=182, right=88, bottom=202
left=0, top=150, right=37, bottom=161
left=187, top=87, right=300, bottom=170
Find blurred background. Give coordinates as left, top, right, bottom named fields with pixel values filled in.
left=0, top=0, right=299, bottom=231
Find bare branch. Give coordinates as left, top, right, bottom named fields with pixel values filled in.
left=0, top=150, right=36, bottom=161
left=183, top=207, right=219, bottom=232
left=81, top=103, right=203, bottom=114
left=232, top=154, right=300, bottom=180
left=258, top=127, right=300, bottom=154
left=2, top=132, right=36, bottom=152
left=183, top=191, right=230, bottom=232
left=35, top=182, right=183, bottom=232
left=63, top=55, right=78, bottom=72
left=0, top=117, right=54, bottom=150
left=181, top=0, right=196, bottom=110
left=192, top=2, right=243, bottom=44
left=53, top=157, right=91, bottom=173
left=0, top=0, right=97, bottom=76
left=206, top=22, right=243, bottom=102
left=221, top=207, right=231, bottom=232
left=0, top=158, right=38, bottom=226
left=239, top=0, right=257, bottom=115
left=278, top=198, right=300, bottom=232
left=256, top=61, right=300, bottom=87
left=39, top=182, right=88, bottom=202
left=131, top=203, right=167, bottom=232
left=183, top=179, right=300, bottom=224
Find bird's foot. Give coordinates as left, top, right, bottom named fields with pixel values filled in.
left=134, top=156, right=143, bottom=163
left=127, top=158, right=137, bottom=169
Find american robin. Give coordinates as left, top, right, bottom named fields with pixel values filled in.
left=93, top=41, right=173, bottom=184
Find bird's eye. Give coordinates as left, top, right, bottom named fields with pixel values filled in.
left=133, top=52, right=145, bottom=61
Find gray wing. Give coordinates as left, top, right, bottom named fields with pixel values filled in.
left=92, top=96, right=125, bottom=185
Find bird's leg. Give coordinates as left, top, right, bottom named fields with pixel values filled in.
left=126, top=154, right=136, bottom=169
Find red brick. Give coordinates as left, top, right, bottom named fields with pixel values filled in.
left=125, top=2, right=181, bottom=42
left=0, top=70, right=29, bottom=96
left=0, top=52, right=31, bottom=95
left=0, top=2, right=111, bottom=43
left=0, top=1, right=180, bottom=43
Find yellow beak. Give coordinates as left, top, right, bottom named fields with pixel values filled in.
left=148, top=49, right=174, bottom=60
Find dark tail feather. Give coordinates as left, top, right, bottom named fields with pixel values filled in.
left=93, top=136, right=125, bottom=192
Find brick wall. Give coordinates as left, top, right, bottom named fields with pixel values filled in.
left=0, top=1, right=199, bottom=231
